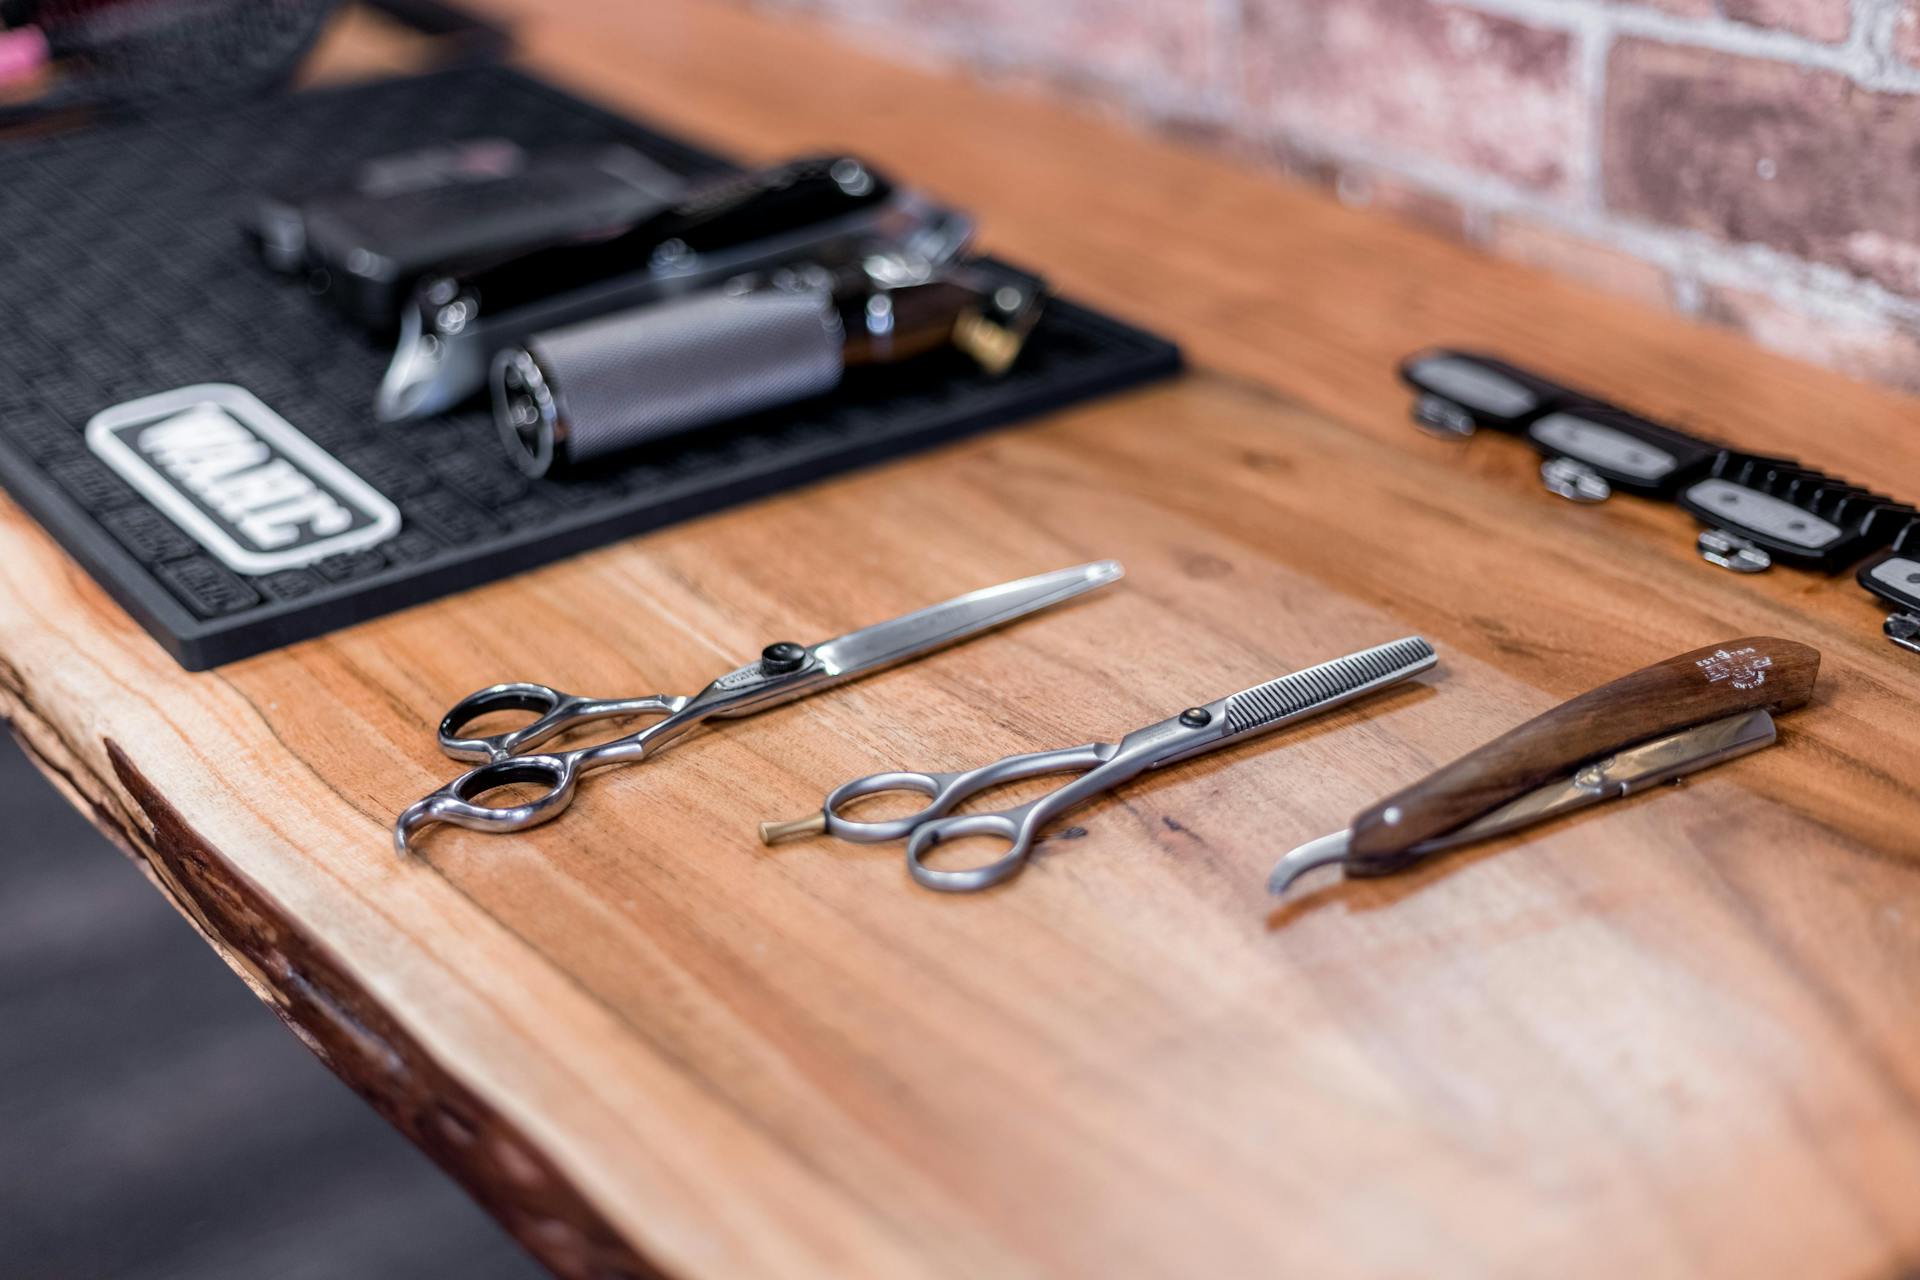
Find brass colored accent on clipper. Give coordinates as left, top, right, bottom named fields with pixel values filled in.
left=492, top=251, right=1051, bottom=477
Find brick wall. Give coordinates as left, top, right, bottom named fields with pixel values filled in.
left=740, top=0, right=1920, bottom=392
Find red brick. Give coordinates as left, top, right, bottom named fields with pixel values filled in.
left=1242, top=0, right=1584, bottom=197
left=1701, top=285, right=1920, bottom=392
left=1721, top=0, right=1851, bottom=41
left=1483, top=217, right=1674, bottom=309
left=1898, top=2, right=1920, bottom=66
left=1604, top=40, right=1920, bottom=298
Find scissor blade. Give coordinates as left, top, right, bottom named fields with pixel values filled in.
left=810, top=560, right=1123, bottom=678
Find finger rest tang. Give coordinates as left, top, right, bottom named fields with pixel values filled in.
left=759, top=812, right=827, bottom=845
left=393, top=799, right=437, bottom=856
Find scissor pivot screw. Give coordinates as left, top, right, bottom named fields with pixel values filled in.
left=760, top=642, right=808, bottom=674
left=1179, top=707, right=1213, bottom=727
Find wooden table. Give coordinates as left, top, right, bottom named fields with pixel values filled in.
left=7, top=3, right=1920, bottom=1277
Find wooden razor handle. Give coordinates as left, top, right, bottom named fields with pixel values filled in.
left=1344, top=636, right=1820, bottom=875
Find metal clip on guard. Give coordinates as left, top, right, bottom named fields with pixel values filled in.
left=1269, top=637, right=1821, bottom=894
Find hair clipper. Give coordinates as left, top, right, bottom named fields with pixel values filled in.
left=491, top=252, right=1047, bottom=477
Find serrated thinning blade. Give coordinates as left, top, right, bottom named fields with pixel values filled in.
left=1223, top=636, right=1437, bottom=738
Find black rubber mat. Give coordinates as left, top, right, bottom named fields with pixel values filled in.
left=0, top=66, right=1181, bottom=669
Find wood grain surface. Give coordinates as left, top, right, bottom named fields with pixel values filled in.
left=4, top=2, right=1920, bottom=1277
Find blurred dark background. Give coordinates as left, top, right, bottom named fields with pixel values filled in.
left=0, top=730, right=543, bottom=1280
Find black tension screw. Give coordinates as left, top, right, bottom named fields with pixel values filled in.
left=760, top=642, right=808, bottom=674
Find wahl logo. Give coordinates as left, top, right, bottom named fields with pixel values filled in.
left=1696, top=646, right=1772, bottom=691
left=87, top=385, right=399, bottom=575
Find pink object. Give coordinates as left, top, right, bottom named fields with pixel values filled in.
left=0, top=26, right=50, bottom=86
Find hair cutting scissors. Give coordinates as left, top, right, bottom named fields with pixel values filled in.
left=759, top=636, right=1439, bottom=891
left=395, top=560, right=1123, bottom=854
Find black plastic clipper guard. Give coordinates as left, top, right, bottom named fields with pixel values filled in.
left=1397, top=349, right=1587, bottom=436
left=1521, top=404, right=1718, bottom=502
left=1678, top=452, right=1916, bottom=575
left=0, top=65, right=1180, bottom=669
left=1856, top=519, right=1920, bottom=654
left=1397, top=345, right=1920, bottom=655
left=1398, top=348, right=1721, bottom=505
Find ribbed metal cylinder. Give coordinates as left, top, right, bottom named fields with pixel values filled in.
left=492, top=285, right=845, bottom=477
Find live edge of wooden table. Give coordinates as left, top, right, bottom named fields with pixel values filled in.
left=6, top=3, right=1920, bottom=1278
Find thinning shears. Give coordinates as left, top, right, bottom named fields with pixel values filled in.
left=395, top=560, right=1123, bottom=853
left=759, top=636, right=1439, bottom=891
